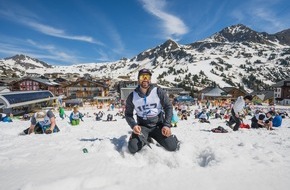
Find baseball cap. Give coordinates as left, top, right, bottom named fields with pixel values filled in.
left=138, top=68, right=152, bottom=78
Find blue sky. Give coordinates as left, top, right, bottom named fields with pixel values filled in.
left=0, top=0, right=289, bottom=65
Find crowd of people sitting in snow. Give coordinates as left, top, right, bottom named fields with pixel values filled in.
left=1, top=97, right=289, bottom=136
left=4, top=65, right=290, bottom=155
left=170, top=97, right=289, bottom=131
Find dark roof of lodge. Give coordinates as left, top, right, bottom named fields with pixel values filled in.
left=201, top=86, right=231, bottom=97
left=250, top=90, right=274, bottom=101
left=222, top=87, right=247, bottom=94
left=0, top=90, right=56, bottom=108
left=272, top=78, right=290, bottom=87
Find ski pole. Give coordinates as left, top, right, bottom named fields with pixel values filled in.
left=139, top=132, right=152, bottom=149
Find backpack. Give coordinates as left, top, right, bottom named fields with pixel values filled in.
left=211, top=126, right=228, bottom=133
left=240, top=123, right=250, bottom=129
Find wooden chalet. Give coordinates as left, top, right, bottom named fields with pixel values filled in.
left=199, top=86, right=231, bottom=100
left=9, top=77, right=63, bottom=96
left=272, top=78, right=290, bottom=105
left=251, top=91, right=274, bottom=105
left=64, top=78, right=109, bottom=100
left=198, top=86, right=232, bottom=107
left=222, top=87, right=247, bottom=99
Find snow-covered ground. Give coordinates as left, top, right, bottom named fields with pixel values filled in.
left=1, top=105, right=290, bottom=190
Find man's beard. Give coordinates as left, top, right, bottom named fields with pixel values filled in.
left=140, top=81, right=149, bottom=89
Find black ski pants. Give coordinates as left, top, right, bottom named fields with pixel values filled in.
left=228, top=108, right=241, bottom=131
left=128, top=126, right=179, bottom=154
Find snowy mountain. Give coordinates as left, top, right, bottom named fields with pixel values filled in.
left=1, top=24, right=289, bottom=92
left=207, top=24, right=290, bottom=45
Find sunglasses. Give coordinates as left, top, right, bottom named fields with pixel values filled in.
left=139, top=74, right=151, bottom=80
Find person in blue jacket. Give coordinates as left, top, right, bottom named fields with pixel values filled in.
left=0, top=113, right=13, bottom=122
left=171, top=107, right=179, bottom=127
left=69, top=106, right=83, bottom=125
left=272, top=114, right=282, bottom=127
left=169, top=94, right=179, bottom=127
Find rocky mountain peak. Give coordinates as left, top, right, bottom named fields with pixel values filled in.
left=223, top=24, right=253, bottom=35
left=274, top=28, right=290, bottom=45
left=134, top=39, right=181, bottom=62
left=211, top=24, right=272, bottom=44
left=208, top=24, right=290, bottom=46
left=159, top=39, right=180, bottom=50
left=4, top=54, right=52, bottom=69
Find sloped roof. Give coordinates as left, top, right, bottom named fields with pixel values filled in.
left=272, top=78, right=290, bottom=87
left=65, top=78, right=108, bottom=88
left=31, top=78, right=59, bottom=86
left=175, top=95, right=194, bottom=102
left=251, top=90, right=274, bottom=101
left=223, top=87, right=247, bottom=94
left=200, top=87, right=213, bottom=93
left=10, top=77, right=60, bottom=86
left=202, top=86, right=231, bottom=97
left=0, top=87, right=10, bottom=93
left=256, top=94, right=265, bottom=101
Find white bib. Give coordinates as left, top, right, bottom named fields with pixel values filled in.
left=132, top=87, right=162, bottom=118
left=34, top=112, right=51, bottom=126
left=71, top=112, right=80, bottom=119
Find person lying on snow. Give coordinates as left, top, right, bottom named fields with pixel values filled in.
left=198, top=109, right=210, bottom=123
left=94, top=111, right=105, bottom=121
left=20, top=110, right=60, bottom=135
left=0, top=113, right=13, bottom=122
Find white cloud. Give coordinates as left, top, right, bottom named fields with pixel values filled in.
left=0, top=35, right=82, bottom=64
left=252, top=7, right=286, bottom=32
left=25, top=21, right=104, bottom=45
left=231, top=0, right=289, bottom=33
left=69, top=3, right=125, bottom=59
left=0, top=6, right=104, bottom=45
left=26, top=39, right=55, bottom=51
left=95, top=19, right=125, bottom=56
left=26, top=39, right=80, bottom=63
left=140, top=0, right=189, bottom=39
left=94, top=49, right=111, bottom=62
